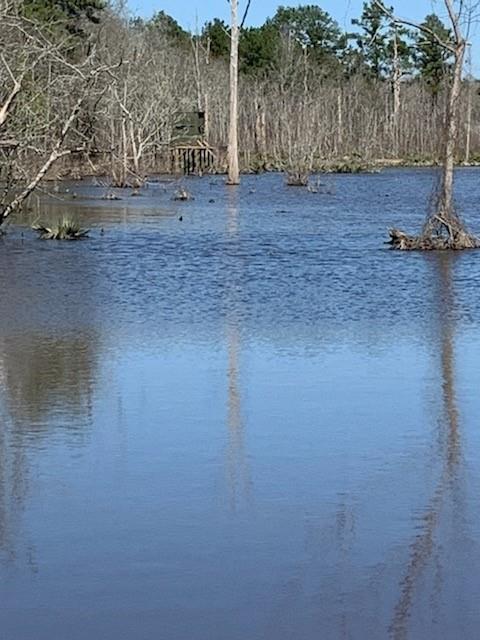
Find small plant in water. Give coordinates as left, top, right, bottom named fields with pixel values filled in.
left=173, top=187, right=194, bottom=201
left=32, top=217, right=89, bottom=240
left=285, top=171, right=309, bottom=187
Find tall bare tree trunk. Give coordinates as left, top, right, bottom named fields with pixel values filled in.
left=392, top=29, right=401, bottom=156
left=375, top=0, right=479, bottom=249
left=464, top=46, right=473, bottom=165
left=227, top=0, right=240, bottom=185
left=337, top=88, right=343, bottom=155
left=439, top=36, right=466, bottom=218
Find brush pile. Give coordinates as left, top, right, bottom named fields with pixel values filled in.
left=388, top=197, right=479, bottom=251
left=285, top=171, right=309, bottom=187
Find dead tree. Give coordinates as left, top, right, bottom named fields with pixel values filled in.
left=375, top=0, right=479, bottom=250
left=227, top=0, right=240, bottom=185
left=391, top=26, right=402, bottom=155
left=464, top=45, right=473, bottom=164
left=0, top=8, right=118, bottom=229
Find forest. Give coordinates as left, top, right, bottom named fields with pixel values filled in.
left=0, top=0, right=478, bottom=204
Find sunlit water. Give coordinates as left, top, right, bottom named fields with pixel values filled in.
left=0, top=169, right=479, bottom=639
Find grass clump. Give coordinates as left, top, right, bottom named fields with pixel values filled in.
left=32, top=217, right=89, bottom=240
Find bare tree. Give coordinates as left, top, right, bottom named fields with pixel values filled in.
left=464, top=44, right=473, bottom=163
left=0, top=4, right=118, bottom=228
left=391, top=25, right=402, bottom=155
left=3, top=0, right=480, bottom=202
left=227, top=0, right=240, bottom=185
left=375, top=0, right=479, bottom=249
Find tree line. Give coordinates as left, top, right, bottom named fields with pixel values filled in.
left=0, top=0, right=479, bottom=220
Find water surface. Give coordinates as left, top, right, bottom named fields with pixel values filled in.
left=1, top=169, right=480, bottom=639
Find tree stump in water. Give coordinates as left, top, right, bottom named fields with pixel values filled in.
left=286, top=171, right=309, bottom=187
left=388, top=211, right=480, bottom=251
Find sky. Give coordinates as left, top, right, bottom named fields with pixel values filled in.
left=125, top=1, right=479, bottom=72
left=126, top=1, right=448, bottom=31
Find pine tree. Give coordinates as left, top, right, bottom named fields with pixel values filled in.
left=414, top=14, right=453, bottom=95
left=352, top=1, right=411, bottom=79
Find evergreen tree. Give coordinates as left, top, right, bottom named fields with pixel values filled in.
left=22, top=0, right=105, bottom=35
left=202, top=19, right=279, bottom=75
left=202, top=19, right=230, bottom=58
left=414, top=14, right=453, bottom=94
left=269, top=5, right=346, bottom=68
left=147, top=10, right=190, bottom=45
left=239, top=24, right=280, bottom=75
left=352, top=1, right=390, bottom=76
left=352, top=1, right=412, bottom=79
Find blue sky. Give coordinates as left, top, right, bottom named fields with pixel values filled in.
left=126, top=1, right=478, bottom=71
left=126, top=1, right=446, bottom=30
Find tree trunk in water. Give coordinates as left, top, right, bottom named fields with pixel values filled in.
left=438, top=38, right=465, bottom=220
left=389, top=36, right=477, bottom=251
left=227, top=0, right=240, bottom=185
left=385, top=0, right=479, bottom=250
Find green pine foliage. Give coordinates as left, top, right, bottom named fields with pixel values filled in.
left=269, top=5, right=347, bottom=68
left=146, top=10, right=190, bottom=45
left=202, top=19, right=231, bottom=58
left=352, top=1, right=412, bottom=79
left=239, top=24, right=280, bottom=74
left=414, top=14, right=454, bottom=94
left=22, top=0, right=105, bottom=34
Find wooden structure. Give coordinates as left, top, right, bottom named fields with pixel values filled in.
left=170, top=112, right=216, bottom=175
left=171, top=140, right=216, bottom=175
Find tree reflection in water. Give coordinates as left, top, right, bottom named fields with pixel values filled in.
left=390, top=254, right=463, bottom=640
left=225, top=189, right=252, bottom=511
left=0, top=333, right=97, bottom=425
left=0, top=331, right=99, bottom=561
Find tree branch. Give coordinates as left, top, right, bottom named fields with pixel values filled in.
left=0, top=56, right=25, bottom=129
left=372, top=0, right=456, bottom=52
left=1, top=80, right=93, bottom=224
left=444, top=0, right=464, bottom=43
left=240, top=0, right=252, bottom=29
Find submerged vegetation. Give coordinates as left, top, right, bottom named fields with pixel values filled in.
left=32, top=218, right=89, bottom=240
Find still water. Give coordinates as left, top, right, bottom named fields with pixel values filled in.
left=0, top=169, right=479, bottom=639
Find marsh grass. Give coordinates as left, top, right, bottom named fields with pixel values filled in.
left=32, top=217, right=89, bottom=240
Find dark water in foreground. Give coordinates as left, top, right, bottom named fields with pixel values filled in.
left=0, top=169, right=480, bottom=639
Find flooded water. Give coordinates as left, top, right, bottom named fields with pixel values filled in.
left=1, top=169, right=480, bottom=639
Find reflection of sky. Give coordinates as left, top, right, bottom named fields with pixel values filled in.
left=2, top=327, right=479, bottom=639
